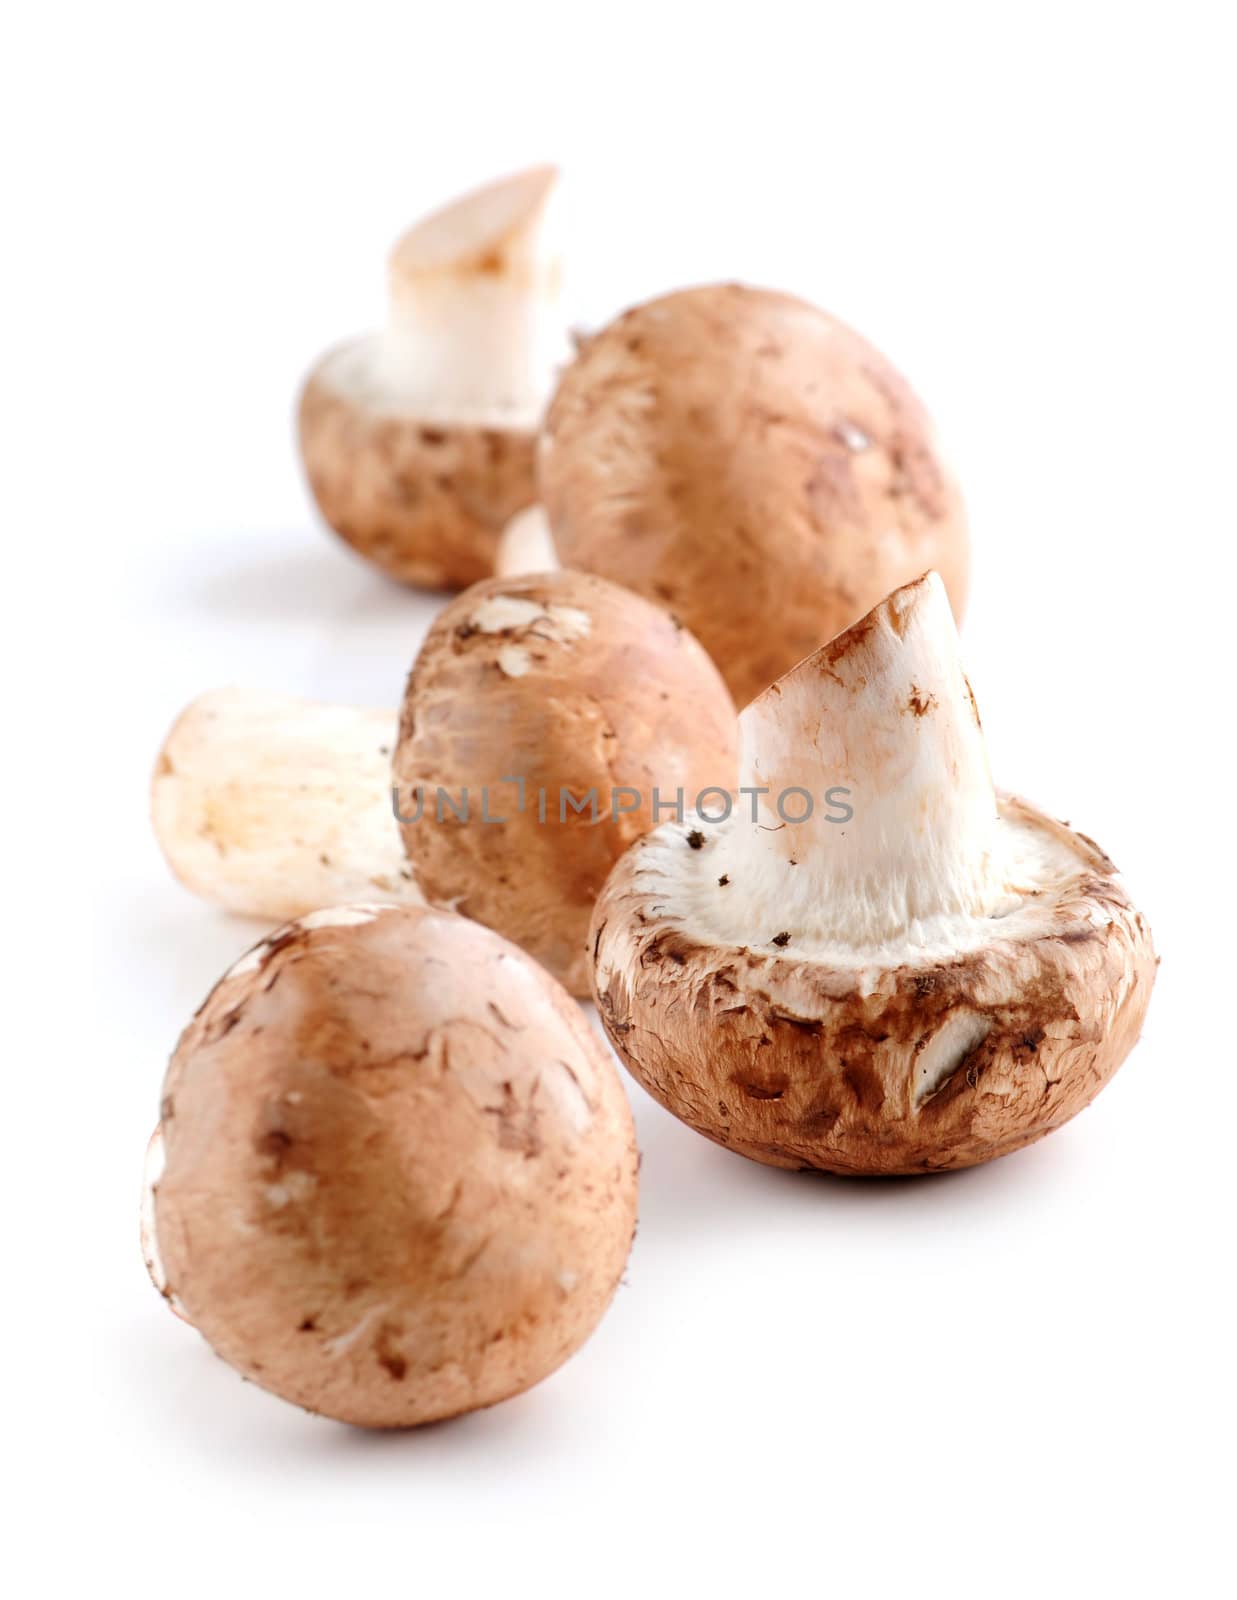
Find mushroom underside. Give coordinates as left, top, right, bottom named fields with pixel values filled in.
left=591, top=796, right=1156, bottom=1174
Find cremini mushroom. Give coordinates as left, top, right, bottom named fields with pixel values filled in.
left=591, top=572, right=1156, bottom=1174
left=150, top=579, right=737, bottom=984
left=393, top=570, right=738, bottom=995
left=493, top=503, right=558, bottom=577
left=299, top=166, right=566, bottom=589
left=143, top=903, right=639, bottom=1428
left=540, top=283, right=970, bottom=706
left=152, top=688, right=422, bottom=923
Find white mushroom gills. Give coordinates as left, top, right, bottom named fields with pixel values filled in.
left=379, top=166, right=565, bottom=422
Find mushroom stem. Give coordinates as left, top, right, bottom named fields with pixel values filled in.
left=724, top=572, right=1000, bottom=945
left=380, top=165, right=564, bottom=420
left=493, top=503, right=559, bottom=577
left=152, top=688, right=419, bottom=923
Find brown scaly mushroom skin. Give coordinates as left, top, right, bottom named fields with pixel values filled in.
left=540, top=283, right=969, bottom=706
left=393, top=570, right=738, bottom=996
left=591, top=575, right=1156, bottom=1175
left=298, top=381, right=537, bottom=589
left=147, top=904, right=639, bottom=1428
left=299, top=167, right=565, bottom=590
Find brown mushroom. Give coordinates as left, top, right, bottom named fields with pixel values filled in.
left=540, top=283, right=969, bottom=705
left=393, top=570, right=738, bottom=995
left=144, top=903, right=639, bottom=1427
left=299, top=167, right=566, bottom=589
left=591, top=573, right=1156, bottom=1174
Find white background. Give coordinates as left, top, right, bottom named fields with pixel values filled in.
left=7, top=3, right=1235, bottom=1596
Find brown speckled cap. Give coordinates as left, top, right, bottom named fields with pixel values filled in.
left=393, top=569, right=738, bottom=995
left=147, top=903, right=639, bottom=1426
left=299, top=378, right=537, bottom=589
left=541, top=283, right=970, bottom=706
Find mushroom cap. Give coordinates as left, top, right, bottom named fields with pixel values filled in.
left=298, top=367, right=537, bottom=590
left=592, top=795, right=1155, bottom=1173
left=149, top=904, right=639, bottom=1426
left=392, top=570, right=738, bottom=995
left=540, top=283, right=969, bottom=706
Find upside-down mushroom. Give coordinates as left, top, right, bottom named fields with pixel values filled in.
left=393, top=570, right=738, bottom=995
left=300, top=166, right=566, bottom=589
left=540, top=283, right=970, bottom=706
left=591, top=572, right=1156, bottom=1174
left=143, top=903, right=639, bottom=1428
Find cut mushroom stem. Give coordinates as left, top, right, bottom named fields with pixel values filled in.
left=732, top=571, right=999, bottom=945
left=591, top=571, right=1157, bottom=1174
left=379, top=164, right=564, bottom=421
left=493, top=503, right=559, bottom=577
left=152, top=688, right=420, bottom=924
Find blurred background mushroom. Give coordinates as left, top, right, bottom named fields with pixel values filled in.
left=299, top=167, right=568, bottom=589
